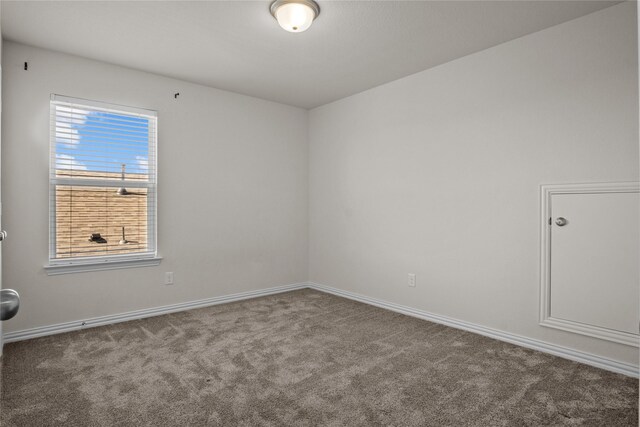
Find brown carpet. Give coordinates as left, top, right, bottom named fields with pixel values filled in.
left=1, top=289, right=637, bottom=426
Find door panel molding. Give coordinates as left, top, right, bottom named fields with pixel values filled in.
left=539, top=182, right=640, bottom=347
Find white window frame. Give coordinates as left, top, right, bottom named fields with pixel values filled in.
left=45, top=94, right=161, bottom=275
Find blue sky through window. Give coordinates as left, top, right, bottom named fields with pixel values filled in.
left=56, top=108, right=150, bottom=176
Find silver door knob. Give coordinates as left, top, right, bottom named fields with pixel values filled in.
left=0, top=289, right=20, bottom=321
left=0, top=230, right=7, bottom=241
left=555, top=217, right=567, bottom=226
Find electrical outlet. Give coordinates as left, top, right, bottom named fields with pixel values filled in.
left=165, top=272, right=174, bottom=285
left=408, top=273, right=416, bottom=287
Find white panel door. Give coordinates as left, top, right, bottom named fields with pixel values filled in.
left=550, top=192, right=639, bottom=334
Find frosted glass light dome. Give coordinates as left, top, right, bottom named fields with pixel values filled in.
left=270, top=0, right=320, bottom=33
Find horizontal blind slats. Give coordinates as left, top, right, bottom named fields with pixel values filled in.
left=54, top=130, right=150, bottom=144
left=53, top=97, right=157, bottom=118
left=51, top=180, right=155, bottom=188
left=53, top=139, right=154, bottom=152
left=54, top=157, right=154, bottom=168
left=55, top=114, right=155, bottom=131
left=55, top=148, right=156, bottom=160
left=54, top=118, right=155, bottom=133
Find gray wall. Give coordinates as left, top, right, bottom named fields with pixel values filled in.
left=308, top=2, right=638, bottom=365
left=2, top=41, right=309, bottom=333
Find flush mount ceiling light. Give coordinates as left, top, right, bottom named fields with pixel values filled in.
left=270, top=0, right=320, bottom=33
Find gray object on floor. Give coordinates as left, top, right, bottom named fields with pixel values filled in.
left=1, top=289, right=637, bottom=426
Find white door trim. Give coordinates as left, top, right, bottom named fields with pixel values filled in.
left=539, top=182, right=640, bottom=347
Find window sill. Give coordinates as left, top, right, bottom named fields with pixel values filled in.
left=44, top=257, right=162, bottom=275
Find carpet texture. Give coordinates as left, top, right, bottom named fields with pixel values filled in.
left=1, top=289, right=637, bottom=426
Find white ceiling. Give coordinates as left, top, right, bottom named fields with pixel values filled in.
left=1, top=1, right=620, bottom=109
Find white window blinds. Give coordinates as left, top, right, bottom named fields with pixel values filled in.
left=49, top=95, right=157, bottom=263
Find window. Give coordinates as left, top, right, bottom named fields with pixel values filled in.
left=47, top=95, right=159, bottom=273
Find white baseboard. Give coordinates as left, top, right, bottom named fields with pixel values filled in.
left=306, top=282, right=639, bottom=378
left=4, top=280, right=637, bottom=378
left=2, top=282, right=307, bottom=344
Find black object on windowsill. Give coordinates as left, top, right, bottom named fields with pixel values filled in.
left=89, top=233, right=107, bottom=244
